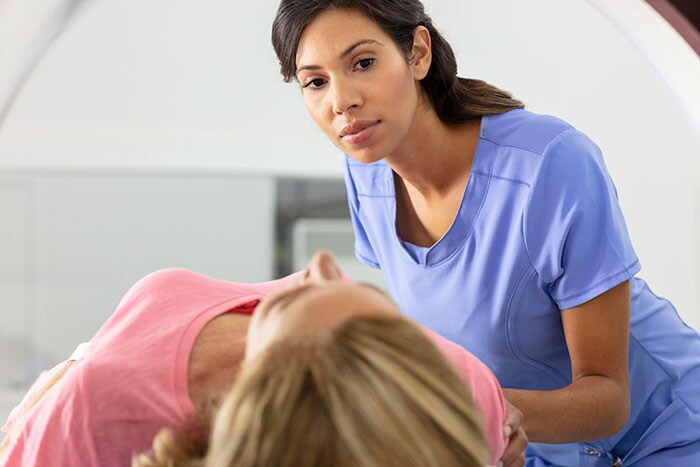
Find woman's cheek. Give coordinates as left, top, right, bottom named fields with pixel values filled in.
left=304, top=97, right=335, bottom=140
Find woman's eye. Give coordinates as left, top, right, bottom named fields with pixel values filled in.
left=355, top=58, right=375, bottom=70
left=302, top=78, right=326, bottom=89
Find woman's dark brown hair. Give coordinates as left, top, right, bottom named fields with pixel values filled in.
left=272, top=0, right=524, bottom=124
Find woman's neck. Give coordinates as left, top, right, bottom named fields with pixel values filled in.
left=385, top=102, right=481, bottom=201
left=385, top=99, right=483, bottom=246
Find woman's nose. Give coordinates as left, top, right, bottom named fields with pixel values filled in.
left=330, top=79, right=361, bottom=115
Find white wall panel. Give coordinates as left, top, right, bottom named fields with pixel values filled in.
left=0, top=173, right=274, bottom=386
left=0, top=182, right=34, bottom=386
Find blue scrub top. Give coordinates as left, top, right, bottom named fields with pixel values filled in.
left=344, top=109, right=700, bottom=466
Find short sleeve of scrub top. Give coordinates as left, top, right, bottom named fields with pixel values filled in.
left=344, top=157, right=381, bottom=269
left=523, top=129, right=640, bottom=310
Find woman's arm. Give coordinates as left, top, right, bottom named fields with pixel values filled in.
left=503, top=280, right=631, bottom=443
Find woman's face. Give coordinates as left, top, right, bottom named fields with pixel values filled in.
left=295, top=8, right=430, bottom=164
left=246, top=251, right=400, bottom=362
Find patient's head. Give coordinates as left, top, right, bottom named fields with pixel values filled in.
left=134, top=251, right=488, bottom=467
left=206, top=251, right=488, bottom=467
left=245, top=250, right=402, bottom=362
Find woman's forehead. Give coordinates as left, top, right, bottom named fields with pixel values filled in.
left=296, top=9, right=387, bottom=63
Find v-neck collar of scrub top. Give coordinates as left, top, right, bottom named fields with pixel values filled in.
left=388, top=114, right=496, bottom=268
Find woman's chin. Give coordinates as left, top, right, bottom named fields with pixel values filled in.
left=342, top=147, right=387, bottom=165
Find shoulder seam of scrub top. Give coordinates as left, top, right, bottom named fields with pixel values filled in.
left=520, top=126, right=594, bottom=281
left=539, top=127, right=582, bottom=157
left=472, top=171, right=531, bottom=188
left=479, top=135, right=545, bottom=157
left=480, top=110, right=575, bottom=154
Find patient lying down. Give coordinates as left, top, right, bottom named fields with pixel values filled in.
left=1, top=251, right=507, bottom=467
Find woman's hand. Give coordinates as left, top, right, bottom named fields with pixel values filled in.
left=500, top=399, right=527, bottom=467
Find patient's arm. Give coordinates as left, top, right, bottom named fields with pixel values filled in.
left=3, top=342, right=88, bottom=435
left=0, top=343, right=88, bottom=458
left=0, top=360, right=75, bottom=453
left=18, top=361, right=75, bottom=420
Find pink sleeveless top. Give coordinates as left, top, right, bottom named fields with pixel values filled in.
left=2, top=269, right=505, bottom=466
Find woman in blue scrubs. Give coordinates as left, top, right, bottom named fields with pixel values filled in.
left=270, top=1, right=700, bottom=466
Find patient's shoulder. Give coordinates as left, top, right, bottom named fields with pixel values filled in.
left=115, top=268, right=202, bottom=305
left=421, top=327, right=507, bottom=464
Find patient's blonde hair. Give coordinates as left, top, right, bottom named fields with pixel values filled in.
left=134, top=314, right=488, bottom=467
left=208, top=313, right=488, bottom=467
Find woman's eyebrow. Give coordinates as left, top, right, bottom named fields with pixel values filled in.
left=339, top=38, right=382, bottom=58
left=295, top=39, right=383, bottom=75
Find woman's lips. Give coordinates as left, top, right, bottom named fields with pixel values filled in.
left=340, top=121, right=380, bottom=145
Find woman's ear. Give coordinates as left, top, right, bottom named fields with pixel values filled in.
left=410, top=26, right=431, bottom=80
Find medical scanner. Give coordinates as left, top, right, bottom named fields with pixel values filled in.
left=0, top=0, right=698, bottom=427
